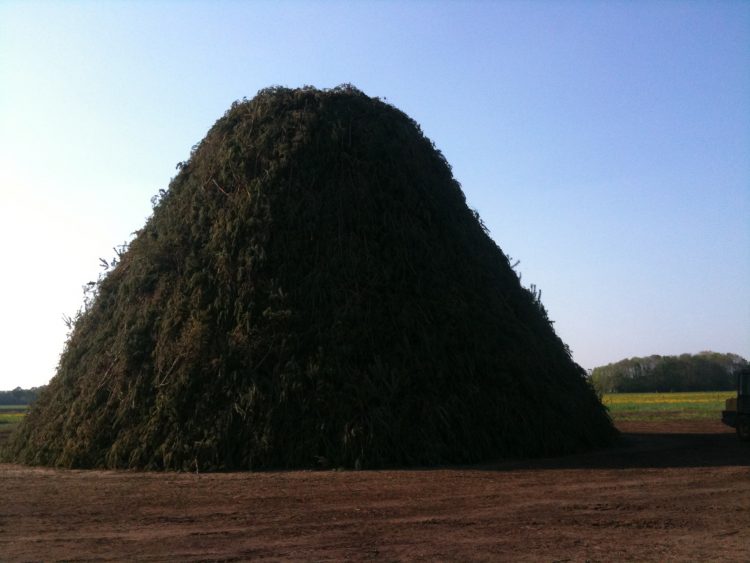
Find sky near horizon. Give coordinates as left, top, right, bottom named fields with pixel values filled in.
left=1, top=1, right=748, bottom=389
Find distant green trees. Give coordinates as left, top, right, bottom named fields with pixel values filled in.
left=591, top=352, right=747, bottom=393
left=0, top=386, right=46, bottom=405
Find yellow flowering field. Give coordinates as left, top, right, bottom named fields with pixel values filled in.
left=0, top=412, right=26, bottom=425
left=602, top=391, right=735, bottom=420
left=0, top=407, right=27, bottom=447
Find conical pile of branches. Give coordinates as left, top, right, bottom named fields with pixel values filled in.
left=6, top=86, right=616, bottom=470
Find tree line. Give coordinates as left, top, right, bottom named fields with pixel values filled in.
left=590, top=352, right=747, bottom=393
left=0, top=386, right=46, bottom=405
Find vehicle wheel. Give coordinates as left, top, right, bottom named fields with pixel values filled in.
left=738, top=416, right=750, bottom=442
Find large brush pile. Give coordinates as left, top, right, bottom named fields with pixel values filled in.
left=7, top=86, right=616, bottom=470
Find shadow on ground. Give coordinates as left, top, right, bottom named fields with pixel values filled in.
left=477, top=423, right=748, bottom=472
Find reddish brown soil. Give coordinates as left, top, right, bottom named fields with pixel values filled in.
left=1, top=419, right=748, bottom=562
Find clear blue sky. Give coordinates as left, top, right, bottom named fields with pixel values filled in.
left=1, top=1, right=748, bottom=389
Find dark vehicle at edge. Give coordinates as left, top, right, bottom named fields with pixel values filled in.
left=722, top=368, right=750, bottom=441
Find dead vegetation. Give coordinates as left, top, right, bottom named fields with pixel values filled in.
left=5, top=86, right=615, bottom=470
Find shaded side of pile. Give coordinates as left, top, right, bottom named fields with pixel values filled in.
left=6, top=86, right=616, bottom=470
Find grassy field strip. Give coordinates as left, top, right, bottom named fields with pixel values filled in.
left=0, top=412, right=26, bottom=425
left=0, top=405, right=28, bottom=431
left=0, top=404, right=29, bottom=410
left=0, top=392, right=737, bottom=427
left=603, top=391, right=735, bottom=420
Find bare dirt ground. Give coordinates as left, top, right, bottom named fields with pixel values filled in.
left=1, top=419, right=748, bottom=562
